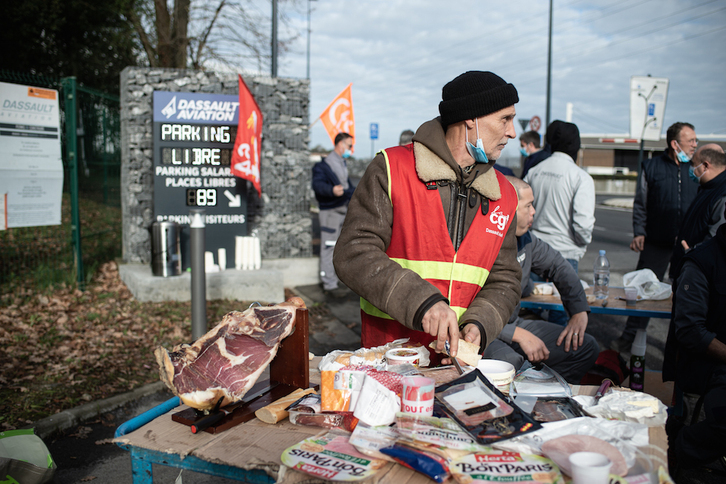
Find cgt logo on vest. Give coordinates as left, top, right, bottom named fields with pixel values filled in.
left=487, top=205, right=509, bottom=237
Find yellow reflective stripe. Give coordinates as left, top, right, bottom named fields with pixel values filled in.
left=391, top=258, right=489, bottom=287
left=452, top=306, right=467, bottom=321
left=361, top=298, right=468, bottom=323
left=361, top=298, right=394, bottom=319
left=381, top=149, right=393, bottom=204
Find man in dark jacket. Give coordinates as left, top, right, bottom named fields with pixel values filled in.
left=312, top=132, right=356, bottom=297
left=613, top=122, right=699, bottom=351
left=483, top=177, right=599, bottom=383
left=519, top=130, right=550, bottom=179
left=662, top=221, right=726, bottom=474
left=669, top=144, right=726, bottom=282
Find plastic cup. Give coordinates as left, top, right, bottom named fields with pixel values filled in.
left=477, top=359, right=515, bottom=393
left=401, top=376, right=435, bottom=416
left=624, top=287, right=638, bottom=307
left=568, top=452, right=612, bottom=484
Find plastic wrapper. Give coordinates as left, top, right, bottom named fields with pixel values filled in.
left=287, top=393, right=359, bottom=432
left=281, top=430, right=388, bottom=481
left=353, top=373, right=400, bottom=426
left=349, top=423, right=399, bottom=461
left=491, top=417, right=654, bottom=479
left=531, top=397, right=590, bottom=422
left=449, top=451, right=565, bottom=484
left=510, top=362, right=571, bottom=398
left=319, top=340, right=422, bottom=412
left=379, top=442, right=450, bottom=483
left=435, top=369, right=542, bottom=445
left=395, top=413, right=486, bottom=452
left=574, top=389, right=667, bottom=427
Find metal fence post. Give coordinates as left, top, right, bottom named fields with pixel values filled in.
left=61, top=76, right=85, bottom=289
left=190, top=209, right=207, bottom=340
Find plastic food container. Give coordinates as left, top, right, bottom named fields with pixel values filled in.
left=477, top=359, right=515, bottom=393
left=386, top=348, right=420, bottom=367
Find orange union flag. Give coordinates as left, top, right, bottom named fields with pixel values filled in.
left=319, top=83, right=355, bottom=150
left=231, top=74, right=262, bottom=196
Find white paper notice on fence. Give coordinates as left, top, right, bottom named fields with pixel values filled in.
left=0, top=81, right=64, bottom=228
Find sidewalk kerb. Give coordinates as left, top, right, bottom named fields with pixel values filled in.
left=26, top=381, right=167, bottom=440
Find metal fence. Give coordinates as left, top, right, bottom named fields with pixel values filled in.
left=0, top=71, right=121, bottom=294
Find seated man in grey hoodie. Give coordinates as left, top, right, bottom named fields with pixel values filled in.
left=483, top=177, right=599, bottom=383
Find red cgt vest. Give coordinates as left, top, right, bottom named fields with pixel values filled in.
left=360, top=145, right=518, bottom=351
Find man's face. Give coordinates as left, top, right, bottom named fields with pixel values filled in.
left=676, top=127, right=698, bottom=158
left=469, top=106, right=517, bottom=161
left=336, top=137, right=353, bottom=155
left=515, top=187, right=535, bottom=237
left=520, top=141, right=534, bottom=155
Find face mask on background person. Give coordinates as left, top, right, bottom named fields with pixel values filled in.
left=466, top=118, right=489, bottom=163
left=675, top=141, right=691, bottom=163
left=688, top=162, right=704, bottom=182
left=519, top=147, right=529, bottom=157
left=343, top=149, right=351, bottom=159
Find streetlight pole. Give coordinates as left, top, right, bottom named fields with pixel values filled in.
left=546, top=0, right=553, bottom=128
left=271, top=0, right=278, bottom=77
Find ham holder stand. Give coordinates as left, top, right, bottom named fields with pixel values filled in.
left=171, top=307, right=311, bottom=434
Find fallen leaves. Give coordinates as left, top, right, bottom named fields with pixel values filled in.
left=0, top=261, right=260, bottom=430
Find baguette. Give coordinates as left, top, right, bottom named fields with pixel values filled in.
left=255, top=388, right=316, bottom=424
left=428, top=339, right=481, bottom=367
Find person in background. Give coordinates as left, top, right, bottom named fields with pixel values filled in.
left=483, top=177, right=599, bottom=383
left=312, top=132, right=356, bottom=298
left=399, top=129, right=414, bottom=146
left=662, top=219, right=726, bottom=477
left=333, top=71, right=522, bottom=362
left=612, top=122, right=699, bottom=352
left=519, top=130, right=550, bottom=179
left=494, top=163, right=515, bottom=177
left=524, top=120, right=595, bottom=325
left=669, top=144, right=726, bottom=282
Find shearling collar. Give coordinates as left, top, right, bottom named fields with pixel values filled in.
left=413, top=141, right=502, bottom=200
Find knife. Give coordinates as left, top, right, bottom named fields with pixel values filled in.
left=445, top=341, right=464, bottom=375
left=594, top=379, right=612, bottom=403
left=190, top=384, right=275, bottom=434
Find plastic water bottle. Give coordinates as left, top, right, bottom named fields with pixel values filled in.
left=630, top=329, right=647, bottom=392
left=593, top=250, right=610, bottom=299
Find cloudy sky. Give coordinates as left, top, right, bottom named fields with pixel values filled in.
left=268, top=0, right=726, bottom=162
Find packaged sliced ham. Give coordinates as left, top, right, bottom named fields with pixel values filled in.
left=449, top=451, right=565, bottom=484
left=281, top=430, right=388, bottom=481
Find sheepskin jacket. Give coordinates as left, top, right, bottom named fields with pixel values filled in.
left=333, top=118, right=521, bottom=350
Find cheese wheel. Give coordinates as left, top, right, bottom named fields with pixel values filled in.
left=255, top=388, right=316, bottom=424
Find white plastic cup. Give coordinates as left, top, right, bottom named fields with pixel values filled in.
left=401, top=376, right=435, bottom=416
left=624, top=287, right=637, bottom=307
left=568, top=452, right=612, bottom=484
left=477, top=359, right=515, bottom=393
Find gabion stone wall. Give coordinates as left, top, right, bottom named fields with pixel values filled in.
left=120, top=67, right=312, bottom=264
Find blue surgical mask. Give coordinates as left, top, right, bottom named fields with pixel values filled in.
left=519, top=147, right=529, bottom=157
left=688, top=162, right=704, bottom=182
left=343, top=149, right=351, bottom=159
left=675, top=142, right=691, bottom=163
left=465, top=119, right=489, bottom=163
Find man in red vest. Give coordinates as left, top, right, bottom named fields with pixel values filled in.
left=333, top=71, right=522, bottom=363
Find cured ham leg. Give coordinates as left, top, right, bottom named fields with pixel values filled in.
left=155, top=297, right=305, bottom=410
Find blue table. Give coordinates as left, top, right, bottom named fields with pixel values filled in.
left=520, top=286, right=672, bottom=319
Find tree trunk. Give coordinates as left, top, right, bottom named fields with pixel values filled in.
left=172, top=0, right=191, bottom=68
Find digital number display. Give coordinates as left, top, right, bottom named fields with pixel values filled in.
left=186, top=188, right=217, bottom=206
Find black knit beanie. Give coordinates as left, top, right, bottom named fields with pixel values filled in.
left=439, top=71, right=519, bottom=128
